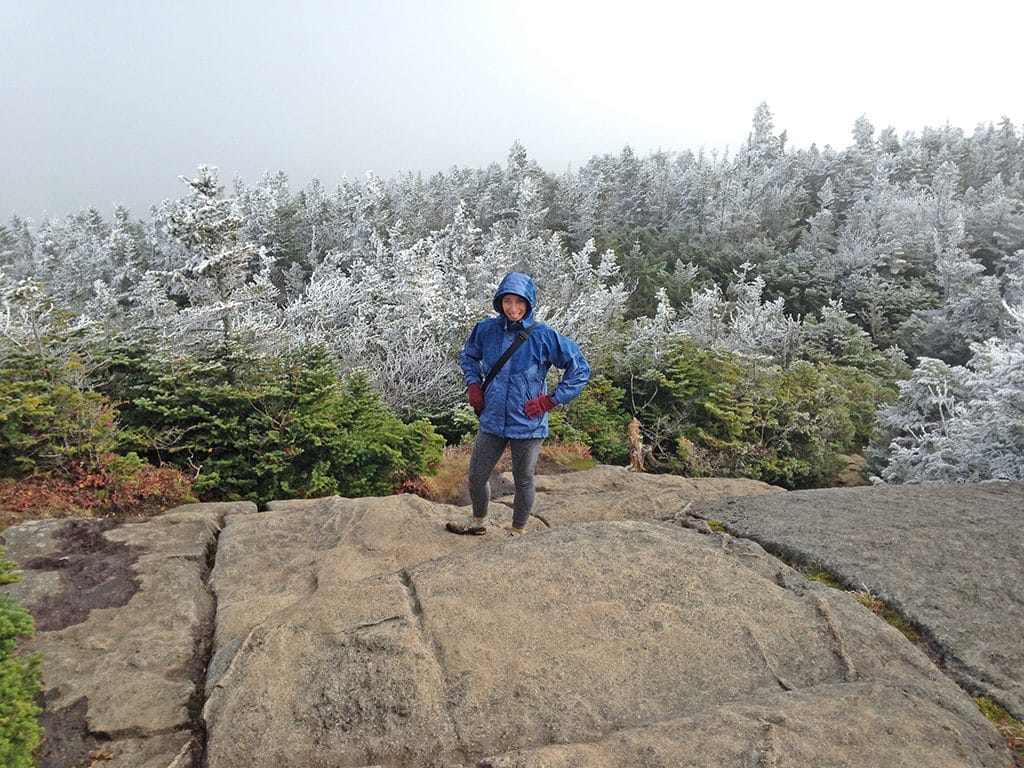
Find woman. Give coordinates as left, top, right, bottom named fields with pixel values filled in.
left=447, top=272, right=591, bottom=535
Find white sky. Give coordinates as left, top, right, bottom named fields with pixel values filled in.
left=2, top=0, right=1022, bottom=221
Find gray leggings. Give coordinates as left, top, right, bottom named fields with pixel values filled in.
left=468, top=430, right=544, bottom=529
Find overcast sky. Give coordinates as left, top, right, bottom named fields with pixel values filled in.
left=3, top=0, right=1022, bottom=221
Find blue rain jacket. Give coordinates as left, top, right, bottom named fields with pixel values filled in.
left=460, top=272, right=591, bottom=438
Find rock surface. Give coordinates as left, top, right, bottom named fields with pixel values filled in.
left=1, top=503, right=253, bottom=767
left=673, top=481, right=1024, bottom=722
left=1, top=467, right=1018, bottom=767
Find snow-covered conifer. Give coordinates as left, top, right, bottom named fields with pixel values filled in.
left=147, top=166, right=288, bottom=355
left=873, top=302, right=1024, bottom=482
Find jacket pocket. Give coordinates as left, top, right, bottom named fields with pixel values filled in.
left=519, top=364, right=546, bottom=401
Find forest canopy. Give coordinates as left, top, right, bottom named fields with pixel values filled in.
left=2, top=103, right=1023, bottom=502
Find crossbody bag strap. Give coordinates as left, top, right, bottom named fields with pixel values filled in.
left=481, top=324, right=535, bottom=394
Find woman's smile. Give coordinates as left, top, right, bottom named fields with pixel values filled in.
left=501, top=294, right=528, bottom=321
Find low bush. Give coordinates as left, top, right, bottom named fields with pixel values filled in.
left=111, top=346, right=444, bottom=505
left=548, top=374, right=632, bottom=464
left=0, top=351, right=120, bottom=479
left=0, top=452, right=197, bottom=529
left=0, top=547, right=42, bottom=768
left=621, top=340, right=876, bottom=489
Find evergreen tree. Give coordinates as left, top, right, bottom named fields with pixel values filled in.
left=963, top=175, right=1024, bottom=279
left=0, top=217, right=38, bottom=282
left=872, top=303, right=1024, bottom=483
left=149, top=165, right=288, bottom=355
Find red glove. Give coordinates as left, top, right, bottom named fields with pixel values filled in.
left=468, top=383, right=484, bottom=415
left=524, top=394, right=557, bottom=418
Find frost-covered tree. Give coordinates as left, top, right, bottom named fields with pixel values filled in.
left=0, top=217, right=39, bottom=283
left=144, top=165, right=288, bottom=355
left=287, top=207, right=484, bottom=416
left=32, top=208, right=112, bottom=310
left=825, top=115, right=879, bottom=213
left=803, top=299, right=904, bottom=374
left=872, top=302, right=1024, bottom=482
left=817, top=176, right=940, bottom=349
left=963, top=175, right=1024, bottom=283
left=760, top=200, right=837, bottom=318
left=234, top=170, right=315, bottom=301
left=667, top=263, right=803, bottom=365
left=525, top=236, right=629, bottom=364
left=552, top=165, right=600, bottom=251
left=621, top=287, right=681, bottom=375
left=908, top=228, right=1002, bottom=364
left=288, top=203, right=630, bottom=416
left=733, top=103, right=807, bottom=256
left=488, top=142, right=552, bottom=240
left=991, top=117, right=1024, bottom=182
left=898, top=164, right=1003, bottom=363
left=0, top=275, right=63, bottom=355
left=1002, top=248, right=1024, bottom=309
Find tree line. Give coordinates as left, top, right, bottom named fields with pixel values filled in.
left=2, top=103, right=1023, bottom=506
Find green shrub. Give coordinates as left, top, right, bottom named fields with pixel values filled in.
left=0, top=547, right=43, bottom=768
left=0, top=351, right=120, bottom=478
left=621, top=341, right=868, bottom=489
left=828, top=364, right=900, bottom=448
left=548, top=374, right=632, bottom=464
left=0, top=346, right=196, bottom=524
left=112, top=345, right=444, bottom=505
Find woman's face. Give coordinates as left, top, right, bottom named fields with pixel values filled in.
left=501, top=294, right=528, bottom=322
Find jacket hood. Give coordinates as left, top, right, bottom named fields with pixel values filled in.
left=492, top=272, right=537, bottom=322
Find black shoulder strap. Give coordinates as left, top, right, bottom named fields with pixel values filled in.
left=482, top=324, right=535, bottom=393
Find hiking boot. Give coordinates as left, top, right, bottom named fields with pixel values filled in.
left=505, top=525, right=525, bottom=535
left=445, top=516, right=487, bottom=535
